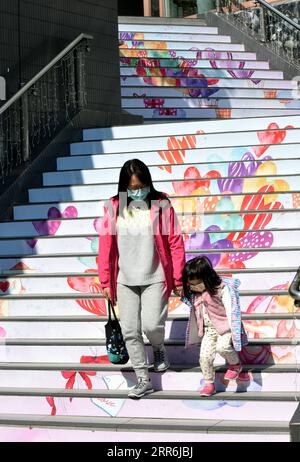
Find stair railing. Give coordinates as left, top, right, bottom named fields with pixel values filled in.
left=215, top=0, right=300, bottom=70
left=0, top=33, right=93, bottom=185
left=289, top=266, right=300, bottom=307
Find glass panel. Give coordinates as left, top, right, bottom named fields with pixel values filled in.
left=165, top=0, right=216, bottom=17
left=151, top=0, right=160, bottom=16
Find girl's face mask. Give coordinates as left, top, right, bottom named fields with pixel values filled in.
left=127, top=186, right=150, bottom=201
left=189, top=281, right=206, bottom=293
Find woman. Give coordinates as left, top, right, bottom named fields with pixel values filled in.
left=98, top=159, right=185, bottom=399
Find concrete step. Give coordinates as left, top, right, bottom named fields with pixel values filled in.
left=121, top=67, right=283, bottom=80
left=120, top=49, right=257, bottom=61
left=120, top=59, right=271, bottom=70
left=82, top=114, right=300, bottom=140
left=0, top=414, right=289, bottom=438
left=43, top=159, right=300, bottom=186
left=72, top=125, right=300, bottom=155
left=119, top=32, right=232, bottom=43
left=118, top=16, right=208, bottom=26
left=119, top=40, right=246, bottom=51
left=118, top=24, right=216, bottom=34
left=27, top=175, right=300, bottom=202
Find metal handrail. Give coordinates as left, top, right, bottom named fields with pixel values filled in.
left=289, top=266, right=300, bottom=303
left=0, top=33, right=93, bottom=115
left=256, top=0, right=300, bottom=32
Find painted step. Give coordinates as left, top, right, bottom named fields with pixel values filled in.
left=0, top=369, right=295, bottom=393
left=120, top=49, right=257, bottom=60
left=118, top=23, right=218, bottom=34
left=125, top=108, right=300, bottom=120
left=121, top=76, right=297, bottom=89
left=0, top=343, right=297, bottom=364
left=120, top=68, right=283, bottom=79
left=122, top=98, right=292, bottom=110
left=119, top=41, right=246, bottom=51
left=0, top=269, right=294, bottom=293
left=120, top=59, right=271, bottom=71
left=72, top=126, right=300, bottom=155
left=28, top=176, right=300, bottom=202
left=121, top=88, right=295, bottom=99
left=0, top=296, right=296, bottom=316
left=120, top=33, right=232, bottom=43
left=12, top=193, right=300, bottom=220
left=0, top=416, right=290, bottom=441
left=43, top=159, right=300, bottom=186
left=57, top=148, right=300, bottom=174
left=82, top=114, right=300, bottom=140
left=0, top=319, right=298, bottom=341
left=118, top=24, right=219, bottom=34
left=1, top=229, right=300, bottom=256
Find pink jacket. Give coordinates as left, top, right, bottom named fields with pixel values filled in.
left=98, top=196, right=186, bottom=305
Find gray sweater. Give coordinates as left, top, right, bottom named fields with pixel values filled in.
left=116, top=207, right=165, bottom=286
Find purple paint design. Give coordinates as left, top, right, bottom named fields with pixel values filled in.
left=218, top=152, right=264, bottom=193
left=30, top=206, right=78, bottom=239
left=120, top=32, right=135, bottom=41
left=185, top=228, right=233, bottom=267
left=26, top=239, right=38, bottom=249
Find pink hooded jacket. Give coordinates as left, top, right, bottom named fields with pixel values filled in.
left=98, top=196, right=186, bottom=305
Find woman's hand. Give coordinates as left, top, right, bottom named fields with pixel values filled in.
left=173, top=286, right=184, bottom=297
left=102, top=287, right=111, bottom=301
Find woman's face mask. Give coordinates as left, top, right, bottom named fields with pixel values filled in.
left=127, top=186, right=151, bottom=201
left=189, top=280, right=206, bottom=293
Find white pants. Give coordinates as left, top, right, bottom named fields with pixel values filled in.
left=200, top=308, right=239, bottom=383
left=117, top=282, right=168, bottom=380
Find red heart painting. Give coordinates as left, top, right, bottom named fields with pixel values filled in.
left=172, top=167, right=220, bottom=195
left=0, top=281, right=10, bottom=293
left=253, top=123, right=293, bottom=158
left=158, top=135, right=197, bottom=173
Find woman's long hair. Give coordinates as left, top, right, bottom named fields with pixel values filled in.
left=182, top=256, right=222, bottom=297
left=114, top=159, right=167, bottom=215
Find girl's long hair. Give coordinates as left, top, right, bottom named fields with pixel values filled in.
left=114, top=159, right=167, bottom=215
left=182, top=256, right=222, bottom=297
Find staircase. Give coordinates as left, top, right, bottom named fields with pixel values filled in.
left=0, top=17, right=300, bottom=442
left=119, top=17, right=300, bottom=122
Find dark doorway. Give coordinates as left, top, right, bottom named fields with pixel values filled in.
left=118, top=0, right=144, bottom=16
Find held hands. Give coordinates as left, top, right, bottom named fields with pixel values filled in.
left=173, top=286, right=184, bottom=297
left=102, top=287, right=111, bottom=301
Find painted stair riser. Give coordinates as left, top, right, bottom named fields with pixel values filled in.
left=43, top=160, right=300, bottom=186
left=0, top=292, right=295, bottom=316
left=120, top=50, right=257, bottom=60
left=0, top=428, right=290, bottom=443
left=0, top=320, right=298, bottom=340
left=126, top=108, right=300, bottom=119
left=119, top=33, right=228, bottom=42
left=119, top=25, right=219, bottom=34
left=82, top=115, right=300, bottom=140
left=120, top=68, right=283, bottom=80
left=121, top=89, right=294, bottom=100
left=121, top=77, right=296, bottom=90
left=0, top=396, right=296, bottom=421
left=118, top=25, right=219, bottom=34
left=0, top=271, right=294, bottom=294
left=56, top=148, right=300, bottom=174
left=0, top=229, right=300, bottom=255
left=0, top=370, right=294, bottom=392
left=12, top=201, right=300, bottom=223
left=28, top=178, right=300, bottom=202
left=71, top=128, right=300, bottom=155
left=120, top=60, right=270, bottom=70
left=1, top=344, right=299, bottom=364
left=122, top=98, right=293, bottom=110
left=119, top=41, right=245, bottom=51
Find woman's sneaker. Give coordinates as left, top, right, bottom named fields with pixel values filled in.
left=128, top=378, right=154, bottom=399
left=224, top=364, right=242, bottom=381
left=153, top=345, right=170, bottom=372
left=199, top=383, right=216, bottom=397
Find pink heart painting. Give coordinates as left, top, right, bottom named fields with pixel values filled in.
left=253, top=123, right=294, bottom=158
left=27, top=206, right=78, bottom=248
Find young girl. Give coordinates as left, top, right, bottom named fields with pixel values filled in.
left=181, top=256, right=248, bottom=397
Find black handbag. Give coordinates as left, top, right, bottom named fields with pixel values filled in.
left=105, top=300, right=129, bottom=364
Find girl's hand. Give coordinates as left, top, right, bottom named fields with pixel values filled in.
left=102, top=287, right=111, bottom=301
left=173, top=286, right=184, bottom=297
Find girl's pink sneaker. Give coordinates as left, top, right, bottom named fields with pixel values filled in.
left=199, top=383, right=216, bottom=397
left=224, top=364, right=242, bottom=381
left=238, top=371, right=250, bottom=381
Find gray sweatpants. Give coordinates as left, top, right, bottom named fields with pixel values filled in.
left=117, top=282, right=169, bottom=381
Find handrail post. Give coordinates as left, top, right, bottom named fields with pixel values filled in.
left=259, top=6, right=267, bottom=43
left=75, top=48, right=85, bottom=111
left=20, top=87, right=29, bottom=162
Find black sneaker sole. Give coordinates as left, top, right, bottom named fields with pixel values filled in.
left=128, top=388, right=155, bottom=399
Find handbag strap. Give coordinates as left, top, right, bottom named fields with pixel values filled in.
left=107, top=299, right=118, bottom=322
